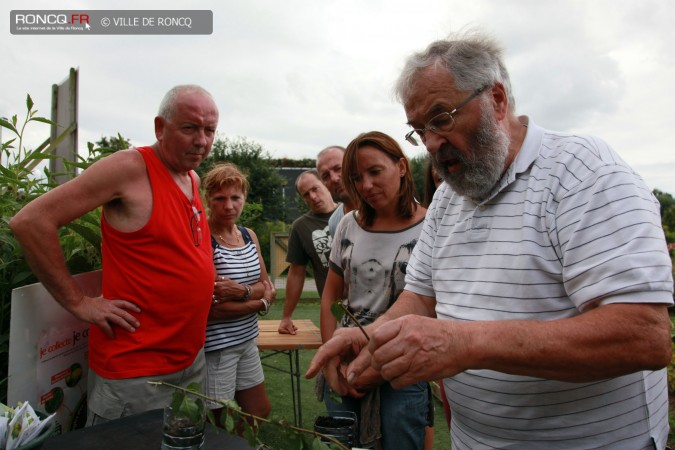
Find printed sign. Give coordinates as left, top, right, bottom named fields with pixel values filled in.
left=8, top=271, right=101, bottom=434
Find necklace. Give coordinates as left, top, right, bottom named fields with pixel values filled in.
left=216, top=229, right=241, bottom=247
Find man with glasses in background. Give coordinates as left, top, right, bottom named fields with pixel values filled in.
left=10, top=85, right=218, bottom=424
left=308, top=32, right=673, bottom=449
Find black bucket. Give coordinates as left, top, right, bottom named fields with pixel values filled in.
left=313, top=411, right=357, bottom=448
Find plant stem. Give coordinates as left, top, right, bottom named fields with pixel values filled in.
left=338, top=302, right=370, bottom=342
left=18, top=111, right=30, bottom=165
left=148, top=381, right=349, bottom=450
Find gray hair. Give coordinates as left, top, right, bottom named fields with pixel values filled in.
left=395, top=31, right=516, bottom=112
left=157, top=85, right=214, bottom=121
left=295, top=168, right=320, bottom=193
left=316, top=145, right=346, bottom=161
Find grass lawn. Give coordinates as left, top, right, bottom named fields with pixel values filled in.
left=258, top=299, right=452, bottom=449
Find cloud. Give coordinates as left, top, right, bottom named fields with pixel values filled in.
left=2, top=0, right=674, bottom=195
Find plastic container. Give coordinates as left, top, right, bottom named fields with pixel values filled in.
left=313, top=411, right=357, bottom=448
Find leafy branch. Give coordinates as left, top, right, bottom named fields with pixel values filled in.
left=149, top=381, right=349, bottom=450
left=0, top=94, right=57, bottom=175
left=330, top=299, right=370, bottom=342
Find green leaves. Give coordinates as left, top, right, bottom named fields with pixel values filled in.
left=169, top=382, right=205, bottom=425
left=331, top=299, right=370, bottom=341
left=30, top=117, right=54, bottom=126
left=328, top=390, right=343, bottom=405
left=0, top=117, right=18, bottom=135
left=152, top=381, right=348, bottom=450
left=241, top=424, right=257, bottom=447
left=198, top=136, right=287, bottom=223
left=224, top=411, right=235, bottom=433
left=312, top=436, right=332, bottom=449
left=0, top=96, right=110, bottom=411
left=330, top=299, right=346, bottom=322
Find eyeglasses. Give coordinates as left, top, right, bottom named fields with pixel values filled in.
left=405, top=86, right=488, bottom=146
left=189, top=205, right=202, bottom=247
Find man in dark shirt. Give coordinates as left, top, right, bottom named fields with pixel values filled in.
left=278, top=169, right=336, bottom=334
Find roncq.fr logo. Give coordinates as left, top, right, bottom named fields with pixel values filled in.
left=14, top=13, right=90, bottom=26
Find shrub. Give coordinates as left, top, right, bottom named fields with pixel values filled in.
left=0, top=95, right=104, bottom=402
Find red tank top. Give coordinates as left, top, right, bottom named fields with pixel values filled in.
left=91, top=146, right=214, bottom=378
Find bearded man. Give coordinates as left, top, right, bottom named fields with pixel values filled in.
left=307, top=32, right=673, bottom=449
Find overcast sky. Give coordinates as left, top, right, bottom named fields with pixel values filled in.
left=2, top=0, right=674, bottom=195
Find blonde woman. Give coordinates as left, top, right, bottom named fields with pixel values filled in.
left=202, top=163, right=275, bottom=426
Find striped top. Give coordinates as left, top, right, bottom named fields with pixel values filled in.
left=204, top=227, right=261, bottom=353
left=405, top=119, right=674, bottom=449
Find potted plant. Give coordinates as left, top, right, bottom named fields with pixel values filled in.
left=153, top=381, right=350, bottom=450
left=161, top=383, right=206, bottom=450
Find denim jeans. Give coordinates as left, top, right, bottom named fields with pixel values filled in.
left=324, top=381, right=429, bottom=450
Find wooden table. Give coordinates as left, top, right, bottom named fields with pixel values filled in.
left=257, top=319, right=322, bottom=427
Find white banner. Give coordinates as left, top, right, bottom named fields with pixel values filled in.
left=8, top=271, right=101, bottom=434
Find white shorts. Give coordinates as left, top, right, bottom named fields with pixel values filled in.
left=204, top=338, right=264, bottom=408
left=87, top=349, right=205, bottom=425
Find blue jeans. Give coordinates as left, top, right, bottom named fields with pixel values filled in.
left=324, top=381, right=429, bottom=450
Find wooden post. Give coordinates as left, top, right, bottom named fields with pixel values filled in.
left=49, top=68, right=79, bottom=185
left=269, top=232, right=290, bottom=284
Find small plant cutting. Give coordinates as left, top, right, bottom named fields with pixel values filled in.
left=150, top=381, right=350, bottom=450
left=162, top=383, right=206, bottom=450
left=330, top=299, right=369, bottom=341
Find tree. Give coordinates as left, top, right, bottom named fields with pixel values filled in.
left=95, top=134, right=131, bottom=152
left=75, top=134, right=132, bottom=168
left=409, top=154, right=427, bottom=203
left=198, top=137, right=290, bottom=269
left=654, top=189, right=675, bottom=254
left=271, top=157, right=316, bottom=168
left=199, top=136, right=287, bottom=222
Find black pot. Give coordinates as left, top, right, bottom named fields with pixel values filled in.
left=313, top=411, right=357, bottom=448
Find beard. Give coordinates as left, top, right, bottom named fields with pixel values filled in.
left=431, top=107, right=510, bottom=202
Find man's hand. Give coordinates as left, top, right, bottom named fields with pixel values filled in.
left=364, top=315, right=457, bottom=389
left=306, top=326, right=371, bottom=393
left=348, top=367, right=385, bottom=393
left=356, top=304, right=673, bottom=388
left=70, top=295, right=141, bottom=339
left=322, top=350, right=364, bottom=397
left=278, top=317, right=298, bottom=335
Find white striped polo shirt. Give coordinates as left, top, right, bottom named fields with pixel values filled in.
left=405, top=118, right=674, bottom=449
